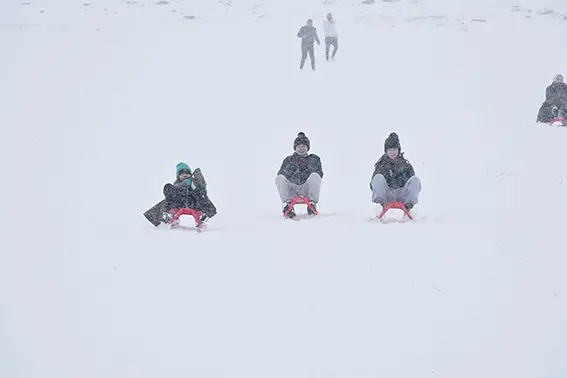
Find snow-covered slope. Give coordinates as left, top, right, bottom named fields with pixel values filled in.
left=2, top=1, right=567, bottom=377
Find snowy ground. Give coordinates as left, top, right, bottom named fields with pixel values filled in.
left=1, top=0, right=567, bottom=377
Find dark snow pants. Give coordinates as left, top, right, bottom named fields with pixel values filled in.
left=162, top=184, right=217, bottom=217
left=325, top=37, right=338, bottom=60
left=300, top=43, right=315, bottom=69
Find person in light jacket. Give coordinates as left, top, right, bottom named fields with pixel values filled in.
left=322, top=13, right=338, bottom=61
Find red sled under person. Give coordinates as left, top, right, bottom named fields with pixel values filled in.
left=143, top=162, right=217, bottom=229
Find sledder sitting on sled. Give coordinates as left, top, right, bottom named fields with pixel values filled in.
left=161, top=162, right=217, bottom=224
left=370, top=132, right=422, bottom=212
left=275, top=132, right=323, bottom=218
left=537, top=74, right=567, bottom=123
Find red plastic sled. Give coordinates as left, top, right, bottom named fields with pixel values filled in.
left=283, top=197, right=319, bottom=217
left=377, top=202, right=413, bottom=221
left=169, top=208, right=206, bottom=232
left=549, top=117, right=566, bottom=126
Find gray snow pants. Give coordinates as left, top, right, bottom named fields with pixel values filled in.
left=276, top=173, right=322, bottom=204
left=371, top=174, right=421, bottom=205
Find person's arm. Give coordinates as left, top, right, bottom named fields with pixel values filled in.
left=309, top=155, right=323, bottom=178
left=406, top=160, right=415, bottom=177
left=278, top=156, right=292, bottom=177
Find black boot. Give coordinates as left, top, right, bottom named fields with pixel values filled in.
left=283, top=203, right=297, bottom=218
left=307, top=202, right=318, bottom=215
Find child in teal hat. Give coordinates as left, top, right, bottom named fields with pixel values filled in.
left=176, top=162, right=192, bottom=176
left=175, top=162, right=193, bottom=187
left=162, top=162, right=217, bottom=224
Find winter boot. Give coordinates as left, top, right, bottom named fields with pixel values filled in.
left=283, top=203, right=297, bottom=219
left=307, top=201, right=318, bottom=215
left=162, top=209, right=180, bottom=228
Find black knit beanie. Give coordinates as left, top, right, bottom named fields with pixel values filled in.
left=294, top=132, right=310, bottom=151
left=384, top=132, right=401, bottom=153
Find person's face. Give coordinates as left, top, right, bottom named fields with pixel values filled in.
left=295, top=144, right=308, bottom=155
left=386, top=148, right=399, bottom=159
left=178, top=170, right=191, bottom=180
left=307, top=20, right=313, bottom=26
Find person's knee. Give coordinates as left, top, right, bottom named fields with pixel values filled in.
left=307, top=172, right=322, bottom=181
left=275, top=175, right=288, bottom=185
left=371, top=174, right=387, bottom=185
left=163, top=183, right=173, bottom=196
left=408, top=176, right=422, bottom=189
left=306, top=174, right=322, bottom=187
left=371, top=175, right=388, bottom=193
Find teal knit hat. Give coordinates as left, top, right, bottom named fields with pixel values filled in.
left=176, top=162, right=192, bottom=176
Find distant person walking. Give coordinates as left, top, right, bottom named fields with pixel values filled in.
left=297, top=19, right=320, bottom=70
left=322, top=13, right=338, bottom=61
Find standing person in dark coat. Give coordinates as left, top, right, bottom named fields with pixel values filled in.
left=276, top=132, right=324, bottom=218
left=297, top=19, right=320, bottom=70
left=537, top=74, right=567, bottom=123
left=370, top=133, right=422, bottom=211
left=162, top=162, right=217, bottom=225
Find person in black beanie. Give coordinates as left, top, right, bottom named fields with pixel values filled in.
left=370, top=132, right=421, bottom=211
left=276, top=132, right=324, bottom=218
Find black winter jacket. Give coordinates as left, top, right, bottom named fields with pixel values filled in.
left=546, top=82, right=567, bottom=107
left=163, top=179, right=203, bottom=208
left=278, top=153, right=323, bottom=185
left=162, top=169, right=217, bottom=216
left=297, top=25, right=320, bottom=45
left=371, top=154, right=415, bottom=189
